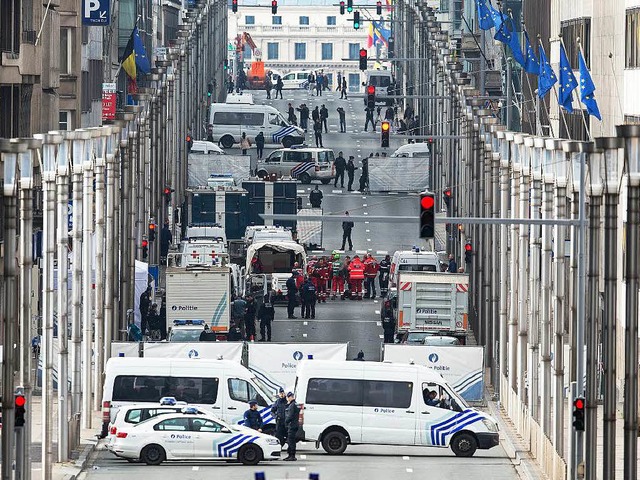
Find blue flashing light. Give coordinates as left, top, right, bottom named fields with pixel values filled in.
left=160, top=397, right=177, bottom=406
left=172, top=319, right=205, bottom=326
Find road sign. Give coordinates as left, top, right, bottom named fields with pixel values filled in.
left=82, top=0, right=110, bottom=25
left=102, top=83, right=116, bottom=121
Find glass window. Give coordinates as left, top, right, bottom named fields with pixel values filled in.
left=60, top=28, right=72, bottom=75
left=244, top=44, right=252, bottom=60
left=306, top=378, right=363, bottom=406
left=318, top=151, right=335, bottom=163
left=153, top=417, right=190, bottom=431
left=369, top=75, right=392, bottom=87
left=228, top=378, right=268, bottom=406
left=327, top=16, right=336, bottom=26
left=363, top=380, right=413, bottom=408
left=112, top=375, right=219, bottom=404
left=191, top=418, right=225, bottom=432
left=267, top=42, right=279, bottom=60
left=212, top=112, right=264, bottom=126
left=398, top=263, right=437, bottom=272
left=294, top=43, right=306, bottom=60
left=321, top=43, right=333, bottom=60
left=348, top=43, right=360, bottom=60
left=299, top=16, right=309, bottom=25
left=272, top=16, right=282, bottom=25
left=59, top=111, right=72, bottom=131
left=245, top=15, right=255, bottom=25
left=283, top=151, right=313, bottom=163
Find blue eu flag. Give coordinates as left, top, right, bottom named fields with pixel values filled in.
left=558, top=43, right=578, bottom=112
left=476, top=0, right=495, bottom=30
left=578, top=51, right=602, bottom=121
left=537, top=43, right=557, bottom=99
left=523, top=31, right=539, bottom=75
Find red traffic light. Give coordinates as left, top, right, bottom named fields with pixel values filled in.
left=464, top=243, right=472, bottom=252
left=15, top=395, right=26, bottom=408
left=142, top=239, right=149, bottom=248
left=367, top=85, right=375, bottom=95
left=574, top=398, right=585, bottom=410
left=420, top=195, right=435, bottom=210
left=444, top=188, right=451, bottom=197
left=163, top=187, right=171, bottom=195
left=149, top=223, right=156, bottom=230
left=360, top=48, right=367, bottom=58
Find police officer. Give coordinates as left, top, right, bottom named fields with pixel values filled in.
left=302, top=276, right=317, bottom=319
left=284, top=392, right=300, bottom=461
left=378, top=254, right=391, bottom=297
left=270, top=388, right=288, bottom=445
left=243, top=400, right=263, bottom=431
left=286, top=271, right=299, bottom=319
left=259, top=289, right=276, bottom=341
left=309, top=185, right=323, bottom=208
left=382, top=308, right=395, bottom=343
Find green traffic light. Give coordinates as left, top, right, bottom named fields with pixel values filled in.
left=347, top=6, right=353, bottom=12
left=354, top=22, right=359, bottom=29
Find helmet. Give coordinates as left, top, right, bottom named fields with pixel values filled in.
left=331, top=250, right=340, bottom=260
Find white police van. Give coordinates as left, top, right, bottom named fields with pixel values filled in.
left=209, top=103, right=304, bottom=149
left=295, top=360, right=499, bottom=457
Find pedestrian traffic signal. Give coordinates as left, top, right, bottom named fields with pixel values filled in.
left=207, top=82, right=213, bottom=97
left=232, top=0, right=238, bottom=13
left=223, top=59, right=228, bottom=70
left=366, top=84, right=376, bottom=109
left=271, top=0, right=277, bottom=14
left=376, top=0, right=382, bottom=14
left=381, top=121, right=390, bottom=148
left=572, top=397, right=585, bottom=431
left=443, top=188, right=452, bottom=208
left=15, top=389, right=26, bottom=427
left=419, top=192, right=435, bottom=239
left=464, top=242, right=473, bottom=263
left=142, top=239, right=149, bottom=260
left=359, top=48, right=368, bottom=71
left=339, top=0, right=345, bottom=14
left=353, top=11, right=360, bottom=29
left=347, top=0, right=353, bottom=12
left=186, top=134, right=193, bottom=153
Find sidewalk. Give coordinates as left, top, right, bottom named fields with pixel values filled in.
left=29, top=395, right=101, bottom=480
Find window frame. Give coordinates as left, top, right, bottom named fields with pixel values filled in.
left=245, top=15, right=255, bottom=25
left=321, top=43, right=333, bottom=60
left=294, top=42, right=307, bottom=60
left=272, top=16, right=282, bottom=25
left=60, top=27, right=73, bottom=75
left=327, top=16, right=337, bottom=26
left=267, top=42, right=279, bottom=60
left=348, top=43, right=360, bottom=60
left=299, top=16, right=310, bottom=25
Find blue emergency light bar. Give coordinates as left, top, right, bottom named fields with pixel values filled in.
left=172, top=319, right=205, bottom=326
left=160, top=397, right=177, bottom=405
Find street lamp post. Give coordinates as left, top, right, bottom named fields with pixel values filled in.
left=497, top=130, right=510, bottom=390
left=506, top=131, right=519, bottom=392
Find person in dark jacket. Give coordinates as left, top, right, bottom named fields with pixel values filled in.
left=334, top=151, right=346, bottom=187
left=341, top=211, right=354, bottom=251
left=337, top=106, right=346, bottom=133
left=259, top=290, right=276, bottom=341
left=255, top=132, right=265, bottom=160
left=139, top=286, right=152, bottom=335
left=199, top=324, right=216, bottom=342
left=243, top=400, right=263, bottom=431
left=340, top=77, right=348, bottom=99
left=160, top=220, right=172, bottom=259
left=320, top=105, right=329, bottom=133
left=284, top=392, right=300, bottom=461
left=286, top=271, right=298, bottom=319
left=309, top=185, right=323, bottom=208
left=312, top=106, right=320, bottom=122
left=447, top=254, right=458, bottom=273
left=301, top=276, right=317, bottom=319
left=358, top=155, right=370, bottom=192
left=244, top=295, right=257, bottom=340
left=313, top=120, right=323, bottom=148
left=346, top=156, right=357, bottom=191
left=288, top=103, right=296, bottom=123
left=275, top=76, right=284, bottom=99
left=270, top=388, right=288, bottom=445
left=378, top=254, right=391, bottom=297
left=364, top=106, right=376, bottom=132
left=354, top=350, right=365, bottom=361
left=297, top=104, right=309, bottom=131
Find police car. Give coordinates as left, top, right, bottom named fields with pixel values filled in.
left=109, top=407, right=281, bottom=465
left=167, top=319, right=207, bottom=342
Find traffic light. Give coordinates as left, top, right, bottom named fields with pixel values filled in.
left=186, top=134, right=193, bottom=153
left=163, top=186, right=173, bottom=205
left=148, top=222, right=156, bottom=242
left=223, top=59, right=228, bottom=71
left=15, top=389, right=26, bottom=427
left=376, top=0, right=382, bottom=14
left=339, top=0, right=345, bottom=14
left=464, top=242, right=473, bottom=263
left=443, top=188, right=452, bottom=208
left=347, top=0, right=353, bottom=12
left=142, top=239, right=149, bottom=259
left=232, top=0, right=238, bottom=13
left=207, top=82, right=213, bottom=97
left=381, top=121, right=390, bottom=148
left=359, top=48, right=368, bottom=71
left=419, top=192, right=435, bottom=239
left=572, top=397, right=585, bottom=431
left=353, top=11, right=360, bottom=29
left=271, top=0, right=277, bottom=14
left=366, top=84, right=375, bottom=109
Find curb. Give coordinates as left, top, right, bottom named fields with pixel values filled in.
left=57, top=440, right=97, bottom=480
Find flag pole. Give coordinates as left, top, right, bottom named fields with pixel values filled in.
left=544, top=37, right=572, bottom=140
left=567, top=36, right=592, bottom=140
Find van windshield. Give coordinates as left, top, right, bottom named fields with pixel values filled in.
left=112, top=375, right=219, bottom=404
left=398, top=264, right=437, bottom=272
left=369, top=75, right=392, bottom=87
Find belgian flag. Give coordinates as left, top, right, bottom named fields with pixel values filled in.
left=121, top=26, right=151, bottom=80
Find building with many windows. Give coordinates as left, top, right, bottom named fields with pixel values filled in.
left=229, top=0, right=385, bottom=90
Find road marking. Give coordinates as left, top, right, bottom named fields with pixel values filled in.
left=406, top=468, right=414, bottom=473
left=376, top=321, right=382, bottom=326
left=363, top=203, right=368, bottom=207
left=389, top=191, right=398, bottom=195
left=365, top=221, right=370, bottom=224
left=379, top=334, right=384, bottom=339
left=192, top=466, right=200, bottom=471
left=303, top=321, right=308, bottom=325
left=367, top=238, right=371, bottom=241
left=403, top=456, right=410, bottom=460
left=373, top=300, right=378, bottom=303
left=362, top=196, right=367, bottom=199
left=300, top=454, right=307, bottom=459
left=332, top=190, right=342, bottom=193
left=303, top=333, right=308, bottom=337
left=375, top=311, right=380, bottom=315
left=299, top=467, right=307, bottom=472
left=366, top=229, right=370, bottom=233
left=363, top=212, right=368, bottom=215
left=297, top=189, right=306, bottom=194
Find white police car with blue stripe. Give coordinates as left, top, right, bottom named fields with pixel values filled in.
left=109, top=407, right=281, bottom=466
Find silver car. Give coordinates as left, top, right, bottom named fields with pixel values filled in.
left=257, top=147, right=335, bottom=184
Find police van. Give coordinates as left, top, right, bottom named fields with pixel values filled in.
left=389, top=248, right=440, bottom=287
left=294, top=360, right=499, bottom=457
left=257, top=147, right=335, bottom=184
left=209, top=103, right=305, bottom=149
left=101, top=358, right=277, bottom=437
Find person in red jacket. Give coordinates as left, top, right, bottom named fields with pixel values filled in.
left=316, top=257, right=330, bottom=302
left=363, top=253, right=380, bottom=299
left=347, top=255, right=365, bottom=300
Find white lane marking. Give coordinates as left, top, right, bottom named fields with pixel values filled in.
left=303, top=333, right=308, bottom=337
left=406, top=468, right=414, bottom=473
left=363, top=203, right=368, bottom=207
left=379, top=334, right=384, bottom=339
left=367, top=238, right=371, bottom=242
left=373, top=300, right=379, bottom=303
left=376, top=250, right=388, bottom=254
left=376, top=321, right=382, bottom=326
left=192, top=466, right=200, bottom=471
left=403, top=456, right=410, bottom=460
left=366, top=229, right=370, bottom=233
left=365, top=221, right=370, bottom=224
left=297, top=189, right=306, bottom=194
left=300, top=454, right=307, bottom=459
left=332, top=190, right=342, bottom=193
left=362, top=196, right=367, bottom=199
left=363, top=212, right=369, bottom=215
left=389, top=191, right=398, bottom=195
left=303, top=321, right=308, bottom=326
left=375, top=311, right=380, bottom=315
left=299, top=467, right=307, bottom=472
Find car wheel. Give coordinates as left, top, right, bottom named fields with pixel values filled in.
left=450, top=432, right=478, bottom=457
left=140, top=444, right=166, bottom=465
left=238, top=443, right=262, bottom=466
left=282, top=136, right=294, bottom=148
left=321, top=179, right=331, bottom=185
left=321, top=431, right=348, bottom=455
left=299, top=173, right=311, bottom=184
left=220, top=135, right=235, bottom=149
left=257, top=170, right=268, bottom=179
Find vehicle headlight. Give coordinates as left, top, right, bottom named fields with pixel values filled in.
left=482, top=419, right=498, bottom=433
left=266, top=438, right=280, bottom=445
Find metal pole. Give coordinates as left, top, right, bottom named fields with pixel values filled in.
left=509, top=136, right=520, bottom=392
left=540, top=172, right=554, bottom=436
left=506, top=59, right=512, bottom=129
left=554, top=181, right=567, bottom=455
left=498, top=134, right=510, bottom=388
left=517, top=141, right=530, bottom=400
left=529, top=144, right=542, bottom=422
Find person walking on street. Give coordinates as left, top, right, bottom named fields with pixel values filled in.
left=286, top=271, right=299, bottom=319
left=287, top=103, right=296, bottom=123
left=379, top=254, right=391, bottom=297
left=275, top=75, right=284, bottom=99
left=315, top=73, right=323, bottom=96
left=312, top=106, right=320, bottom=123
left=297, top=104, right=309, bottom=131
left=346, top=156, right=357, bottom=191
left=259, top=289, right=276, bottom=341
left=320, top=104, right=329, bottom=133
left=309, top=185, right=323, bottom=208
left=244, top=295, right=257, bottom=341
left=243, top=400, right=263, bottom=432
left=284, top=392, right=300, bottom=461
left=313, top=119, right=324, bottom=148
left=240, top=132, right=251, bottom=155
left=336, top=72, right=342, bottom=91
left=265, top=76, right=272, bottom=99
left=334, top=151, right=346, bottom=187
left=364, top=106, right=376, bottom=132
left=341, top=211, right=354, bottom=251
left=255, top=131, right=265, bottom=159
left=337, top=106, right=346, bottom=133
left=271, top=388, right=288, bottom=445
left=363, top=253, right=380, bottom=299
left=358, top=155, right=370, bottom=193
left=385, top=106, right=394, bottom=122
left=323, top=75, right=329, bottom=91
left=340, top=77, right=348, bottom=99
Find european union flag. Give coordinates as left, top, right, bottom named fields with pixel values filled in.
left=537, top=43, right=557, bottom=99
left=133, top=26, right=151, bottom=74
left=488, top=2, right=504, bottom=33
left=476, top=0, right=494, bottom=30
left=578, top=51, right=602, bottom=120
left=558, top=43, right=578, bottom=112
left=523, top=31, right=539, bottom=75
left=494, top=17, right=525, bottom=68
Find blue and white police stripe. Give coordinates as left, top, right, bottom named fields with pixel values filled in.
left=427, top=409, right=483, bottom=446
left=216, top=434, right=260, bottom=457
left=452, top=369, right=484, bottom=401
left=248, top=366, right=282, bottom=394
left=210, top=292, right=227, bottom=327
left=272, top=126, right=297, bottom=143
left=290, top=162, right=315, bottom=178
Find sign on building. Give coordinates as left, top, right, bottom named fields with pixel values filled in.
left=102, top=83, right=116, bottom=121
left=82, top=0, right=110, bottom=25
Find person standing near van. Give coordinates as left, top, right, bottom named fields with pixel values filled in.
left=287, top=103, right=296, bottom=123
left=301, top=276, right=317, bottom=319
left=320, top=104, right=329, bottom=133
left=297, top=104, right=309, bottom=131
left=255, top=132, right=265, bottom=160
left=243, top=400, right=263, bottom=432
left=259, top=289, right=275, bottom=342
left=346, top=156, right=357, bottom=192
left=379, top=254, right=391, bottom=297
left=309, top=185, right=323, bottom=208
left=265, top=76, right=273, bottom=99
left=363, top=254, right=379, bottom=299
left=139, top=285, right=152, bottom=334
left=312, top=106, right=320, bottom=123
left=244, top=295, right=257, bottom=341
left=284, top=392, right=300, bottom=461
left=240, top=132, right=251, bottom=155
left=313, top=120, right=323, bottom=148
left=275, top=75, right=284, bottom=99
left=334, top=152, right=346, bottom=187
left=348, top=254, right=365, bottom=300
left=286, top=271, right=299, bottom=319
left=231, top=295, right=247, bottom=337
left=271, top=388, right=288, bottom=445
